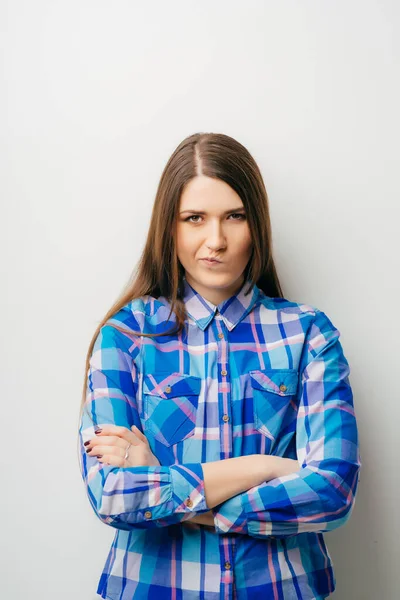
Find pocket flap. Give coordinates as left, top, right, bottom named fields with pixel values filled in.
left=143, top=372, right=201, bottom=398
left=249, top=369, right=299, bottom=396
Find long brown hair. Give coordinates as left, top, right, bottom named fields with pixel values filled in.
left=78, top=132, right=283, bottom=426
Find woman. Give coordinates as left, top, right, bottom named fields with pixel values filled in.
left=78, top=132, right=362, bottom=600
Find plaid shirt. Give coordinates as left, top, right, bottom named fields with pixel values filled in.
left=79, top=276, right=361, bottom=600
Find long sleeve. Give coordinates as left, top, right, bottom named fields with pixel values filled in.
left=78, top=316, right=209, bottom=531
left=211, top=308, right=362, bottom=538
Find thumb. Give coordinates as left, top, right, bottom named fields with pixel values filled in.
left=131, top=424, right=148, bottom=443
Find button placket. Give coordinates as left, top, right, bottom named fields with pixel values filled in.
left=214, top=320, right=233, bottom=452
left=213, top=318, right=235, bottom=591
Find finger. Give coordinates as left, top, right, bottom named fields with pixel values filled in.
left=86, top=444, right=113, bottom=457
left=87, top=443, right=131, bottom=458
left=95, top=424, right=132, bottom=438
left=131, top=425, right=148, bottom=444
left=90, top=432, right=140, bottom=451
left=97, top=454, right=125, bottom=467
left=86, top=436, right=125, bottom=453
left=94, top=425, right=142, bottom=446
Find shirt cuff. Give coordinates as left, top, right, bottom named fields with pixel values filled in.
left=169, top=463, right=209, bottom=513
left=212, top=493, right=249, bottom=535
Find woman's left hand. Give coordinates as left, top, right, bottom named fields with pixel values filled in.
left=84, top=424, right=160, bottom=468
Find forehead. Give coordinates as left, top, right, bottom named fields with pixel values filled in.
left=179, top=176, right=243, bottom=212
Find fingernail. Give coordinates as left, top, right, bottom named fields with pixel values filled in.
left=96, top=454, right=103, bottom=458
left=95, top=428, right=102, bottom=434
left=84, top=441, right=90, bottom=446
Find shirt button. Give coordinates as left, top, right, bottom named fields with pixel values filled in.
left=218, top=332, right=224, bottom=339
left=279, top=384, right=287, bottom=392
left=144, top=510, right=152, bottom=519
left=165, top=386, right=172, bottom=393
left=185, top=498, right=193, bottom=507
left=222, top=414, right=230, bottom=422
left=221, top=369, right=227, bottom=376
left=224, top=561, right=231, bottom=570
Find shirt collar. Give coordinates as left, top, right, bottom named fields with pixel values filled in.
left=182, top=275, right=261, bottom=331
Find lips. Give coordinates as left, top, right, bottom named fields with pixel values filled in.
left=201, top=258, right=223, bottom=267
left=201, top=258, right=221, bottom=263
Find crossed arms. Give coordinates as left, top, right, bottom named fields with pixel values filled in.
left=79, top=308, right=361, bottom=539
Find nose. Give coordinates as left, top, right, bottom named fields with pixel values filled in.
left=205, top=220, right=227, bottom=251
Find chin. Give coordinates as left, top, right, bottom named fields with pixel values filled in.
left=194, top=272, right=239, bottom=287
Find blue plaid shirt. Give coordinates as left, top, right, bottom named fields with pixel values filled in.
left=79, top=276, right=361, bottom=599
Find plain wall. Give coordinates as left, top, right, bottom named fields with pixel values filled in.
left=1, top=1, right=399, bottom=598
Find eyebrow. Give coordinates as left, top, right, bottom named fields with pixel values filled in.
left=179, top=207, right=246, bottom=215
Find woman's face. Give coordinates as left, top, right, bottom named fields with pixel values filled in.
left=176, top=175, right=253, bottom=305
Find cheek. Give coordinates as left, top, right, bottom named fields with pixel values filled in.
left=233, top=228, right=252, bottom=252
left=176, top=230, right=196, bottom=257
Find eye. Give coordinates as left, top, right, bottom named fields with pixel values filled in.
left=184, top=213, right=246, bottom=223
left=185, top=215, right=202, bottom=223
left=229, top=213, right=246, bottom=220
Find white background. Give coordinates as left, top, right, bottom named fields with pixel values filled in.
left=1, top=1, right=399, bottom=598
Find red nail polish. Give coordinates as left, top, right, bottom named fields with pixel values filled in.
left=84, top=441, right=90, bottom=446
left=96, top=454, right=103, bottom=458
left=95, top=428, right=102, bottom=434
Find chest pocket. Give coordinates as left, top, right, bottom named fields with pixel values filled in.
left=142, top=372, right=201, bottom=447
left=250, top=369, right=299, bottom=446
